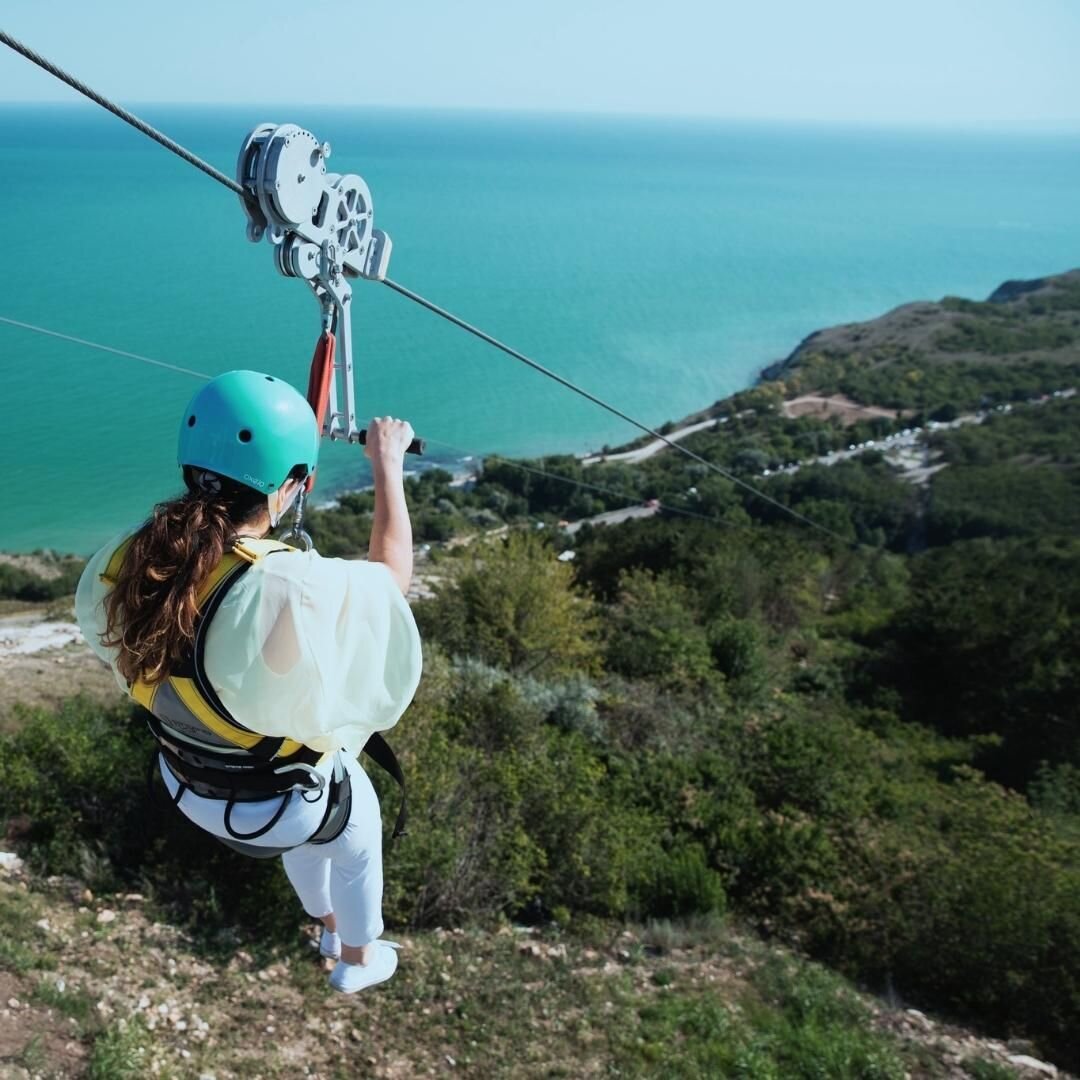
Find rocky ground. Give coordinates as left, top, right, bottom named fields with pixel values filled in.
left=0, top=859, right=1069, bottom=1080
left=0, top=601, right=121, bottom=730
left=780, top=393, right=902, bottom=426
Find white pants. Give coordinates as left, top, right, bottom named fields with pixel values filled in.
left=281, top=756, right=385, bottom=947
left=163, top=752, right=385, bottom=947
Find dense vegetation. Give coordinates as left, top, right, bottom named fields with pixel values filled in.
left=2, top=271, right=1078, bottom=1071
left=767, top=269, right=1080, bottom=412
left=0, top=556, right=84, bottom=602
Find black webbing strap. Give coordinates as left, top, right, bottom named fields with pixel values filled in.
left=308, top=768, right=352, bottom=846
left=146, top=751, right=187, bottom=813
left=151, top=753, right=352, bottom=859
left=144, top=710, right=321, bottom=774
left=191, top=559, right=285, bottom=758
left=223, top=789, right=292, bottom=841
left=155, top=742, right=323, bottom=799
left=363, top=731, right=408, bottom=840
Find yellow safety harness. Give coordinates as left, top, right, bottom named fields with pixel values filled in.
left=102, top=535, right=309, bottom=757
left=101, top=536, right=408, bottom=856
left=102, top=535, right=354, bottom=855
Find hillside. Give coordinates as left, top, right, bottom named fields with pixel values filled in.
left=770, top=269, right=1080, bottom=374
left=0, top=857, right=1061, bottom=1079
left=759, top=268, right=1080, bottom=410
left=2, top=270, right=1078, bottom=1078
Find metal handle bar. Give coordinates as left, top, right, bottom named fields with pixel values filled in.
left=357, top=430, right=426, bottom=457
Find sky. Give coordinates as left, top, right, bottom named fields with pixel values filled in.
left=1, top=0, right=1078, bottom=130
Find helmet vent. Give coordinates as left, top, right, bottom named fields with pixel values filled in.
left=238, top=429, right=253, bottom=443
left=265, top=376, right=275, bottom=382
left=187, top=415, right=196, bottom=427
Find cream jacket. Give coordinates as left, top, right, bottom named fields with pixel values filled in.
left=75, top=530, right=422, bottom=756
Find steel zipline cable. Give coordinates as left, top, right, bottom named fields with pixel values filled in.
left=0, top=27, right=853, bottom=548
left=0, top=29, right=249, bottom=199
left=376, top=280, right=850, bottom=543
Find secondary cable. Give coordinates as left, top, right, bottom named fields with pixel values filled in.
left=379, top=281, right=850, bottom=543
left=0, top=28, right=851, bottom=547
left=0, top=316, right=212, bottom=381
left=422, top=436, right=732, bottom=530
left=0, top=314, right=730, bottom=532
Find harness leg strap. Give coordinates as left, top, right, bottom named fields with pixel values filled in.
left=362, top=732, right=408, bottom=841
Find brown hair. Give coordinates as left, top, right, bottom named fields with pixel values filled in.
left=101, top=467, right=269, bottom=686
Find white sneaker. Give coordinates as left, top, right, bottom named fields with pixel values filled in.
left=319, top=928, right=341, bottom=960
left=328, top=941, right=399, bottom=994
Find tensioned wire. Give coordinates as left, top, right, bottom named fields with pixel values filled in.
left=0, top=316, right=211, bottom=380
left=0, top=313, right=732, bottom=531
left=0, top=27, right=851, bottom=547
left=420, top=437, right=732, bottom=530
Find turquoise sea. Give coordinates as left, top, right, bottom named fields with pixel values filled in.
left=2, top=105, right=1079, bottom=554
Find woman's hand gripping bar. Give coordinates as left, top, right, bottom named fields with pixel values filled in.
left=358, top=429, right=426, bottom=457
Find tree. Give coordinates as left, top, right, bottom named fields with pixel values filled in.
left=604, top=569, right=715, bottom=691
left=416, top=532, right=600, bottom=678
left=882, top=537, right=1080, bottom=789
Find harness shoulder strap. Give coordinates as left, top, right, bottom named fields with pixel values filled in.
left=99, top=536, right=134, bottom=586
left=104, top=534, right=304, bottom=756
left=186, top=540, right=300, bottom=756
left=98, top=535, right=295, bottom=589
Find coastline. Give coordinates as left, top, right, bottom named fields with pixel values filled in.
left=5, top=266, right=1079, bottom=554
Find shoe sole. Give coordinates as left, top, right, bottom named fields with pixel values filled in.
left=328, top=945, right=399, bottom=994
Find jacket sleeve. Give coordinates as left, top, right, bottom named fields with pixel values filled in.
left=74, top=528, right=137, bottom=693
left=201, top=551, right=423, bottom=756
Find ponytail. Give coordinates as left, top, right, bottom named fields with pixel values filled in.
left=102, top=468, right=267, bottom=686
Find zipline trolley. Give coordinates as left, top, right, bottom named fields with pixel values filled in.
left=235, top=123, right=423, bottom=546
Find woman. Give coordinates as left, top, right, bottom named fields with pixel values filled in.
left=75, top=369, right=422, bottom=994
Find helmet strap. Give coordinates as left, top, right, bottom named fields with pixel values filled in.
left=268, top=480, right=302, bottom=529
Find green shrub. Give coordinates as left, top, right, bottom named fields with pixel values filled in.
left=414, top=531, right=600, bottom=678
left=742, top=955, right=906, bottom=1079
left=1030, top=762, right=1080, bottom=818
left=0, top=698, right=312, bottom=944
left=87, top=1019, right=149, bottom=1080
left=882, top=537, right=1080, bottom=788
left=377, top=649, right=660, bottom=925
left=0, top=559, right=85, bottom=601
left=812, top=767, right=1080, bottom=1069
left=641, top=842, right=727, bottom=919
left=604, top=569, right=716, bottom=691
left=707, top=616, right=767, bottom=699
left=927, top=465, right=1080, bottom=545
left=935, top=317, right=1076, bottom=355
left=613, top=959, right=905, bottom=1079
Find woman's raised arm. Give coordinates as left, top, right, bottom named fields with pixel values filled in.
left=365, top=416, right=415, bottom=595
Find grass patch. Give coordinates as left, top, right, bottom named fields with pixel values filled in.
left=87, top=1019, right=150, bottom=1080
left=641, top=911, right=730, bottom=954
left=0, top=884, right=46, bottom=974
left=31, top=975, right=99, bottom=1030
left=606, top=952, right=907, bottom=1079
left=963, top=1060, right=1018, bottom=1080
left=10, top=1033, right=47, bottom=1073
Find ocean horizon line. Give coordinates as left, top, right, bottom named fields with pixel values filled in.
left=2, top=99, right=1078, bottom=139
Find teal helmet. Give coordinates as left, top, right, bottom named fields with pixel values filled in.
left=178, top=370, right=319, bottom=492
